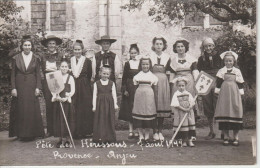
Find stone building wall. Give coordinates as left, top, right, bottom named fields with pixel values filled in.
left=15, top=0, right=251, bottom=61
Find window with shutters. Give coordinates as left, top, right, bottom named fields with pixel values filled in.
left=31, top=0, right=46, bottom=32
left=31, top=0, right=66, bottom=32
left=50, top=1, right=66, bottom=31
left=183, top=7, right=226, bottom=28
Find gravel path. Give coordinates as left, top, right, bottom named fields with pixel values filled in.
left=0, top=128, right=256, bottom=166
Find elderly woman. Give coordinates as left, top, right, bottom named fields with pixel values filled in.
left=197, top=38, right=223, bottom=140
left=9, top=35, right=45, bottom=141
left=40, top=35, right=63, bottom=137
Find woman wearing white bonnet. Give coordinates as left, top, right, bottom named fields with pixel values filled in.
left=197, top=37, right=223, bottom=140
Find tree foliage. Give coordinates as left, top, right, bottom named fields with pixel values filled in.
left=0, top=0, right=23, bottom=23
left=121, top=0, right=256, bottom=27
left=214, top=30, right=256, bottom=86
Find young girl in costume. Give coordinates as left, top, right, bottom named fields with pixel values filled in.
left=52, top=59, right=75, bottom=148
left=150, top=37, right=172, bottom=141
left=92, top=66, right=119, bottom=144
left=132, top=57, right=158, bottom=145
left=119, top=44, right=140, bottom=139
left=214, top=51, right=244, bottom=146
left=171, top=77, right=196, bottom=147
left=70, top=40, right=93, bottom=138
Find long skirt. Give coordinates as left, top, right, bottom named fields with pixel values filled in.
left=154, top=72, right=171, bottom=118
left=53, top=101, right=75, bottom=137
left=215, top=77, right=243, bottom=130
left=93, top=94, right=116, bottom=143
left=42, top=79, right=54, bottom=135
left=202, top=81, right=218, bottom=119
left=118, top=79, right=136, bottom=122
left=74, top=77, right=93, bottom=136
left=9, top=74, right=44, bottom=138
left=172, top=108, right=196, bottom=140
left=132, top=84, right=157, bottom=129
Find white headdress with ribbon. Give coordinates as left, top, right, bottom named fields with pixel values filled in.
left=172, top=76, right=189, bottom=85
left=220, top=51, right=238, bottom=60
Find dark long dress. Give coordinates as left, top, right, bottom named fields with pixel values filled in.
left=118, top=61, right=139, bottom=122
left=93, top=80, right=116, bottom=143
left=71, top=57, right=93, bottom=136
left=197, top=51, right=222, bottom=119
left=53, top=75, right=75, bottom=137
left=40, top=51, right=63, bottom=136
left=9, top=53, right=45, bottom=138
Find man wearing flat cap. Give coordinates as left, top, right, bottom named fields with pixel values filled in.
left=92, top=35, right=121, bottom=82
left=39, top=35, right=63, bottom=137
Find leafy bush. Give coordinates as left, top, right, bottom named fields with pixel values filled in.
left=215, top=30, right=256, bottom=86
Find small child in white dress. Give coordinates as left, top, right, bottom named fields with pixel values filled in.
left=171, top=77, right=196, bottom=147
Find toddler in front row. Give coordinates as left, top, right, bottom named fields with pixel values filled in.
left=171, top=77, right=196, bottom=147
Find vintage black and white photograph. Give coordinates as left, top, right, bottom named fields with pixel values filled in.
left=0, top=0, right=257, bottom=166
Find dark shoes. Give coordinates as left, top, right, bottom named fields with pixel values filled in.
left=205, top=132, right=216, bottom=140
left=56, top=141, right=63, bottom=148
left=56, top=141, right=72, bottom=148
left=64, top=141, right=72, bottom=148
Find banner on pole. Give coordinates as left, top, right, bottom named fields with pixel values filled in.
left=195, top=71, right=216, bottom=96
left=46, top=71, right=64, bottom=94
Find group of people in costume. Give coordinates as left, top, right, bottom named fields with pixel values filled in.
left=9, top=34, right=245, bottom=148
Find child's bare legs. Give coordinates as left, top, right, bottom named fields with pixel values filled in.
left=144, top=128, right=150, bottom=140
left=129, top=122, right=133, bottom=133
left=137, top=128, right=144, bottom=140
left=137, top=128, right=144, bottom=145
left=158, top=118, right=165, bottom=141
left=128, top=122, right=134, bottom=138
left=223, top=130, right=230, bottom=139
left=222, top=130, right=231, bottom=146
left=233, top=130, right=239, bottom=140
left=232, top=130, right=239, bottom=146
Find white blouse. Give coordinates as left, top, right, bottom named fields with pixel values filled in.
left=129, top=59, right=139, bottom=69
left=150, top=51, right=170, bottom=67
left=71, top=55, right=86, bottom=78
left=92, top=79, right=118, bottom=111
left=51, top=74, right=75, bottom=103
left=171, top=90, right=195, bottom=107
left=133, top=71, right=158, bottom=85
left=22, top=51, right=32, bottom=70
left=215, top=66, right=245, bottom=95
left=170, top=54, right=199, bottom=81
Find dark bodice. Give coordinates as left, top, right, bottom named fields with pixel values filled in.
left=11, top=53, right=42, bottom=89
left=197, top=51, right=222, bottom=76
left=59, top=75, right=71, bottom=98
left=97, top=80, right=113, bottom=95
